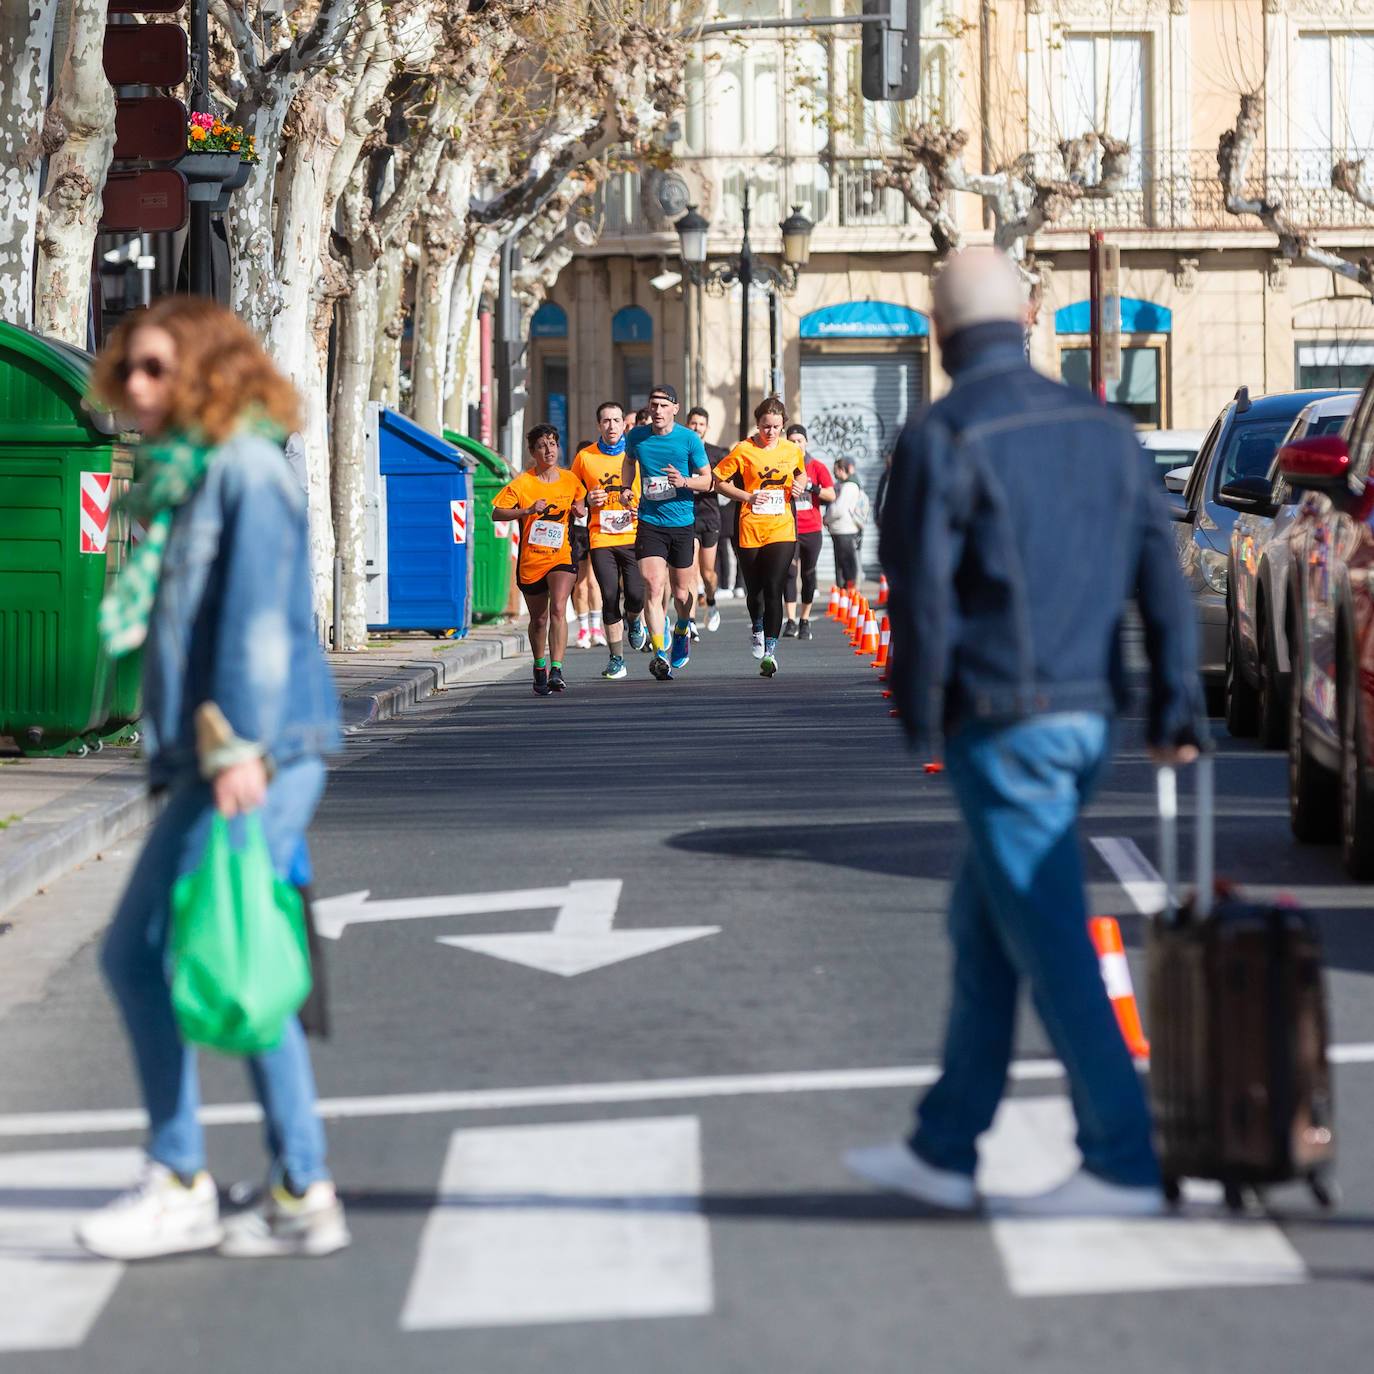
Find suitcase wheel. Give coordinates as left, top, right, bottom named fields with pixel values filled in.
left=1308, top=1169, right=1340, bottom=1209
left=1223, top=1181, right=1246, bottom=1213
left=1162, top=1175, right=1182, bottom=1206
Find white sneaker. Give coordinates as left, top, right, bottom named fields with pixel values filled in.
left=576, top=627, right=591, bottom=649
left=219, top=1178, right=351, bottom=1258
left=706, top=606, right=721, bottom=632
left=76, top=1161, right=222, bottom=1260
left=750, top=628, right=765, bottom=660
left=716, top=588, right=733, bottom=601
left=845, top=1142, right=978, bottom=1212
left=990, top=1166, right=1166, bottom=1218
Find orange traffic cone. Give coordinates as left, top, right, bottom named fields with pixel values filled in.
left=872, top=615, right=890, bottom=668
left=1088, top=916, right=1150, bottom=1060
left=826, top=585, right=840, bottom=619
left=849, top=598, right=867, bottom=645
left=878, top=574, right=889, bottom=606
left=856, top=608, right=879, bottom=655
left=845, top=594, right=862, bottom=639
left=836, top=588, right=850, bottom=624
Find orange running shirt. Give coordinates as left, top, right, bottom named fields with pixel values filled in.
left=493, top=467, right=586, bottom=584
left=571, top=445, right=640, bottom=549
left=716, top=437, right=805, bottom=548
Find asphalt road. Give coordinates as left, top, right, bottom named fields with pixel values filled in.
left=2, top=598, right=1372, bottom=1372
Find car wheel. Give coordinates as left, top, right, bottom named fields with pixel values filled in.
left=1338, top=643, right=1374, bottom=879
left=1256, top=603, right=1287, bottom=749
left=1289, top=624, right=1339, bottom=843
left=1225, top=602, right=1259, bottom=737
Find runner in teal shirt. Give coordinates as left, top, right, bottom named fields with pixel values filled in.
left=619, top=385, right=713, bottom=679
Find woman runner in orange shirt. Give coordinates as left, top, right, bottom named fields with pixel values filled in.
left=714, top=396, right=808, bottom=677
left=492, top=424, right=588, bottom=695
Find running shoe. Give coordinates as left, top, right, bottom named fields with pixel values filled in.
left=706, top=605, right=721, bottom=632
left=649, top=652, right=674, bottom=681
left=627, top=617, right=647, bottom=651
left=76, top=1162, right=222, bottom=1260
left=782, top=618, right=798, bottom=638
left=750, top=627, right=765, bottom=660
left=576, top=627, right=591, bottom=649
left=688, top=620, right=701, bottom=642
left=591, top=628, right=606, bottom=647
left=548, top=666, right=567, bottom=692
left=670, top=630, right=691, bottom=669
left=602, top=655, right=627, bottom=679
left=220, top=1179, right=351, bottom=1258
left=760, top=654, right=778, bottom=678
left=797, top=618, right=813, bottom=641
left=532, top=666, right=552, bottom=696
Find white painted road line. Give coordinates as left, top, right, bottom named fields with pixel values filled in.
left=0, top=1148, right=143, bottom=1352
left=1091, top=837, right=1166, bottom=914
left=979, top=1099, right=1308, bottom=1297
left=3, top=1046, right=1374, bottom=1138
left=400, top=1116, right=713, bottom=1330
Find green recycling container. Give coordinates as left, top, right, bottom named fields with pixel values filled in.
left=0, top=321, right=139, bottom=752
left=444, top=430, right=512, bottom=622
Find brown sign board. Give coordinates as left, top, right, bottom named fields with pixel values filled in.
left=114, top=97, right=186, bottom=162
left=104, top=24, right=188, bottom=86
left=107, top=1, right=185, bottom=12
left=100, top=169, right=188, bottom=233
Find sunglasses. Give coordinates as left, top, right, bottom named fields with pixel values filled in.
left=117, top=356, right=170, bottom=382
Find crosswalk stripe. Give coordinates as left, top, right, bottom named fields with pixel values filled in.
left=0, top=1148, right=143, bottom=1352
left=978, top=1099, right=1308, bottom=1297
left=400, top=1115, right=714, bottom=1330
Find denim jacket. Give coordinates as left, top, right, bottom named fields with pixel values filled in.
left=879, top=321, right=1206, bottom=757
left=140, top=428, right=340, bottom=788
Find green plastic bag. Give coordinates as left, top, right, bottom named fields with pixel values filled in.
left=169, top=813, right=312, bottom=1056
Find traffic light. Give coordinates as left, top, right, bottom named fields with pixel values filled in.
left=861, top=0, right=921, bottom=103
left=101, top=1, right=189, bottom=233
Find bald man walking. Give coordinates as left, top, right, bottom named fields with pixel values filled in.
left=847, top=251, right=1207, bottom=1217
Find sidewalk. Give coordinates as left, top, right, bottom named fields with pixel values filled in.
left=0, top=623, right=528, bottom=919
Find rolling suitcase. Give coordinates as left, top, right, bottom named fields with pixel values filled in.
left=1145, top=757, right=1337, bottom=1211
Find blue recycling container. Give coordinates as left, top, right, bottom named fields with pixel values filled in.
left=370, top=408, right=473, bottom=636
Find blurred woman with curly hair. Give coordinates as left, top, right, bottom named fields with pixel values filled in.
left=77, top=298, right=347, bottom=1261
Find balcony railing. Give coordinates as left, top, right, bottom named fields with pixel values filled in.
left=1026, top=148, right=1374, bottom=234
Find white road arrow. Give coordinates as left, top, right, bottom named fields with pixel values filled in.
left=313, top=879, right=719, bottom=977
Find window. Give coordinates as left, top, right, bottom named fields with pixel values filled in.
left=1213, top=419, right=1294, bottom=492
left=1296, top=340, right=1374, bottom=389
left=1060, top=345, right=1162, bottom=426
left=1061, top=34, right=1148, bottom=189
left=1296, top=33, right=1374, bottom=188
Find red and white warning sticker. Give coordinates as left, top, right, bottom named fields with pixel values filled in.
left=451, top=499, right=468, bottom=544
left=80, top=472, right=112, bottom=554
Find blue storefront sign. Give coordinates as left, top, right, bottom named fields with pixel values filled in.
left=800, top=301, right=930, bottom=339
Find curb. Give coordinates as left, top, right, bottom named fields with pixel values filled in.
left=338, top=629, right=528, bottom=732
left=0, top=628, right=528, bottom=919
left=0, top=777, right=161, bottom=921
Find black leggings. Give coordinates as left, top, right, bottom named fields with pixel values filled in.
left=589, top=545, right=645, bottom=626
left=737, top=540, right=795, bottom=639
left=784, top=529, right=824, bottom=605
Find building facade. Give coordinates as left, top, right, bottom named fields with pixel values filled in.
left=527, top=0, right=1374, bottom=509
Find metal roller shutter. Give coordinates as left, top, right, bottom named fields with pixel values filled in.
left=799, top=352, right=926, bottom=579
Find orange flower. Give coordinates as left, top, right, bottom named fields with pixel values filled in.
left=189, top=126, right=207, bottom=142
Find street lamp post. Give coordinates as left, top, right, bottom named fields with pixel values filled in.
left=675, top=188, right=813, bottom=440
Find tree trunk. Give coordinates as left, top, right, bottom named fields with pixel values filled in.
left=34, top=0, right=116, bottom=345
left=443, top=232, right=500, bottom=431
left=372, top=244, right=407, bottom=408
left=0, top=0, right=58, bottom=330
left=411, top=241, right=457, bottom=431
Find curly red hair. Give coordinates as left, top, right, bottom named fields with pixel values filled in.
left=91, top=297, right=300, bottom=443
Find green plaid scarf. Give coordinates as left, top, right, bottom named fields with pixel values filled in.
left=99, top=429, right=218, bottom=658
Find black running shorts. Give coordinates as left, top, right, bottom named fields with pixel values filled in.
left=635, top=523, right=696, bottom=569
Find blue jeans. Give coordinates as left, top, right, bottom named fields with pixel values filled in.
left=101, top=757, right=330, bottom=1186
left=910, top=713, right=1159, bottom=1188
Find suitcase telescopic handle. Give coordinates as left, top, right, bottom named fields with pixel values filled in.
left=1156, top=754, right=1214, bottom=923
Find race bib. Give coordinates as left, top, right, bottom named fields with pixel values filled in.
left=644, top=475, right=674, bottom=500
left=795, top=492, right=813, bottom=512
left=600, top=507, right=635, bottom=535
left=528, top=518, right=565, bottom=550
left=753, top=488, right=786, bottom=515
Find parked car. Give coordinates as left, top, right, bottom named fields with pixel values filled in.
left=1140, top=429, right=1205, bottom=489
left=1166, top=386, right=1348, bottom=696
left=1225, top=392, right=1359, bottom=744
left=1279, top=386, right=1374, bottom=878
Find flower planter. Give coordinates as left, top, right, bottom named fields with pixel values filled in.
left=173, top=152, right=241, bottom=202
left=212, top=160, right=254, bottom=212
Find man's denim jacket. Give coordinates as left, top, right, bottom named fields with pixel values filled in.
left=140, top=429, right=340, bottom=789
left=879, top=322, right=1206, bottom=758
